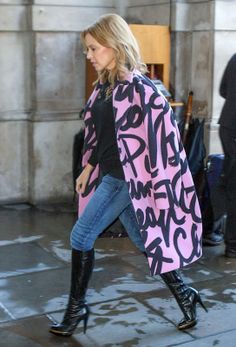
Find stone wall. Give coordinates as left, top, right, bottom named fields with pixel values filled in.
left=1, top=0, right=236, bottom=204
left=0, top=2, right=32, bottom=203
left=0, top=0, right=117, bottom=204
left=126, top=0, right=170, bottom=25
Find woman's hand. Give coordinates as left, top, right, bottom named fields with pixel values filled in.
left=76, top=164, right=94, bottom=194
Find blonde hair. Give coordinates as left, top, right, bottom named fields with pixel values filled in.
left=80, top=13, right=147, bottom=86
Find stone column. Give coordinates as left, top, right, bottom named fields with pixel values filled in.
left=170, top=0, right=215, bottom=153
left=0, top=1, right=32, bottom=203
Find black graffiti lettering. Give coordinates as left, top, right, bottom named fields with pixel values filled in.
left=148, top=110, right=180, bottom=170
left=136, top=207, right=158, bottom=230
left=157, top=209, right=171, bottom=246
left=120, top=105, right=143, bottom=130
left=146, top=111, right=170, bottom=169
left=157, top=208, right=185, bottom=247
left=115, top=105, right=143, bottom=132
left=160, top=120, right=169, bottom=169
left=179, top=187, right=193, bottom=214
left=169, top=109, right=176, bottom=126
left=174, top=224, right=201, bottom=267
left=153, top=179, right=175, bottom=208
left=120, top=134, right=146, bottom=177
left=179, top=187, right=202, bottom=224
left=128, top=179, right=152, bottom=200
left=173, top=227, right=187, bottom=268
left=135, top=87, right=167, bottom=168
left=145, top=237, right=173, bottom=275
left=114, top=83, right=134, bottom=103
left=170, top=170, right=183, bottom=206
left=166, top=132, right=180, bottom=167
left=144, top=155, right=159, bottom=178
left=152, top=104, right=170, bottom=134
left=146, top=112, right=158, bottom=168
left=135, top=82, right=155, bottom=116
left=189, top=192, right=202, bottom=223
left=141, top=76, right=170, bottom=112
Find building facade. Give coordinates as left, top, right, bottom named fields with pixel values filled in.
left=0, top=0, right=236, bottom=204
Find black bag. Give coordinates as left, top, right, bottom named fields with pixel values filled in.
left=185, top=118, right=206, bottom=177
left=205, top=154, right=224, bottom=192
left=72, top=128, right=85, bottom=193
left=202, top=154, right=226, bottom=234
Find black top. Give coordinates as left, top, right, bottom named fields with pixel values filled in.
left=218, top=53, right=236, bottom=131
left=88, top=83, right=125, bottom=179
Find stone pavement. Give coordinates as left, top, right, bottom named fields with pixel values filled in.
left=0, top=203, right=236, bottom=347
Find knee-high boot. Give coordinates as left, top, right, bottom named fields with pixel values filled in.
left=161, top=270, right=207, bottom=330
left=49, top=248, right=94, bottom=336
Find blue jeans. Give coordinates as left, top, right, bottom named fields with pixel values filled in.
left=70, top=175, right=145, bottom=252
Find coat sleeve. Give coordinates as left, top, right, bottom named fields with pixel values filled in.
left=219, top=54, right=236, bottom=99
left=88, top=145, right=98, bottom=167
left=220, top=60, right=229, bottom=99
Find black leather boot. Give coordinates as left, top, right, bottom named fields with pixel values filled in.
left=49, top=248, right=94, bottom=336
left=161, top=270, right=207, bottom=330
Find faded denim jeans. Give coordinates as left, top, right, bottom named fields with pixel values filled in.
left=70, top=174, right=145, bottom=252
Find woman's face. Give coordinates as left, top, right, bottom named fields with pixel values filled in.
left=84, top=33, right=116, bottom=72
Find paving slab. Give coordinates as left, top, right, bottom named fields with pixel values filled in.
left=0, top=315, right=83, bottom=347
left=0, top=330, right=43, bottom=347
left=0, top=205, right=75, bottom=249
left=175, top=329, right=236, bottom=347
left=0, top=242, right=65, bottom=278
left=0, top=303, right=13, bottom=322
left=0, top=267, right=70, bottom=322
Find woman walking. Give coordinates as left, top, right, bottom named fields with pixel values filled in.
left=49, top=13, right=207, bottom=337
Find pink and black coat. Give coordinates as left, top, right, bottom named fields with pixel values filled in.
left=79, top=70, right=202, bottom=276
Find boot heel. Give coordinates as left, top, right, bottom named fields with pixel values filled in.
left=197, top=294, right=208, bottom=312
left=83, top=313, right=89, bottom=334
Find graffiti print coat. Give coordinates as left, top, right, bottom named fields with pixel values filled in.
left=79, top=70, right=202, bottom=276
